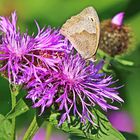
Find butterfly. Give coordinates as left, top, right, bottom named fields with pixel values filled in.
left=60, top=6, right=100, bottom=61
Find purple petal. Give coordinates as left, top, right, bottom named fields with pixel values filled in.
left=111, top=12, right=125, bottom=26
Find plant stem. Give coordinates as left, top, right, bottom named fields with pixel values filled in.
left=23, top=115, right=43, bottom=140
left=46, top=123, right=52, bottom=140
left=23, top=116, right=37, bottom=140
left=9, top=85, right=17, bottom=140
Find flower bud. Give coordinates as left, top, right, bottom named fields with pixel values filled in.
left=111, top=12, right=125, bottom=27
left=99, top=12, right=132, bottom=57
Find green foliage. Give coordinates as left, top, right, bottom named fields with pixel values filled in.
left=0, top=114, right=12, bottom=140
left=5, top=99, right=126, bottom=139
left=122, top=132, right=140, bottom=140
left=6, top=99, right=29, bottom=119
left=49, top=109, right=125, bottom=140
left=114, top=58, right=134, bottom=66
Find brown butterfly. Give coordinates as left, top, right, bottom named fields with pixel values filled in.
left=60, top=6, right=100, bottom=61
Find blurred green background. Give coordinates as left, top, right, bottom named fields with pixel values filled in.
left=0, top=0, right=140, bottom=139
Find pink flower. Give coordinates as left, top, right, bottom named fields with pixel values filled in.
left=108, top=111, right=134, bottom=132
left=111, top=12, right=125, bottom=26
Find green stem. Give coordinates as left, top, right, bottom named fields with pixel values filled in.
left=11, top=93, right=16, bottom=140
left=9, top=85, right=17, bottom=140
left=46, top=123, right=52, bottom=140
left=23, top=115, right=43, bottom=140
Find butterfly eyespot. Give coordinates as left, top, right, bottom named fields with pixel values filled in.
left=90, top=18, right=94, bottom=22
left=88, top=17, right=94, bottom=22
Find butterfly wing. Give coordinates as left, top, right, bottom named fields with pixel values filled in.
left=60, top=6, right=100, bottom=59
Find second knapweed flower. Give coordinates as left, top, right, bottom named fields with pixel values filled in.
left=26, top=53, right=123, bottom=125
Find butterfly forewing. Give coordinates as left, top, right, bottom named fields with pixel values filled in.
left=60, top=6, right=100, bottom=60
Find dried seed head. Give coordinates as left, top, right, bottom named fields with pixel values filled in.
left=99, top=20, right=132, bottom=56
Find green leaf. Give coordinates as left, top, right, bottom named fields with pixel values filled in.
left=0, top=114, right=12, bottom=140
left=122, top=132, right=140, bottom=140
left=49, top=113, right=95, bottom=140
left=6, top=99, right=30, bottom=119
left=49, top=109, right=126, bottom=140
left=93, top=109, right=126, bottom=140
left=115, top=58, right=134, bottom=66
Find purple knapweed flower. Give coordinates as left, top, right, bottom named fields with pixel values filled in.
left=0, top=12, right=71, bottom=84
left=26, top=53, right=123, bottom=125
left=111, top=12, right=125, bottom=27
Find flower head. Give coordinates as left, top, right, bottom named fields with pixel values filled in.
left=111, top=12, right=125, bottom=27
left=0, top=12, right=71, bottom=84
left=99, top=12, right=132, bottom=56
left=26, top=53, right=123, bottom=125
